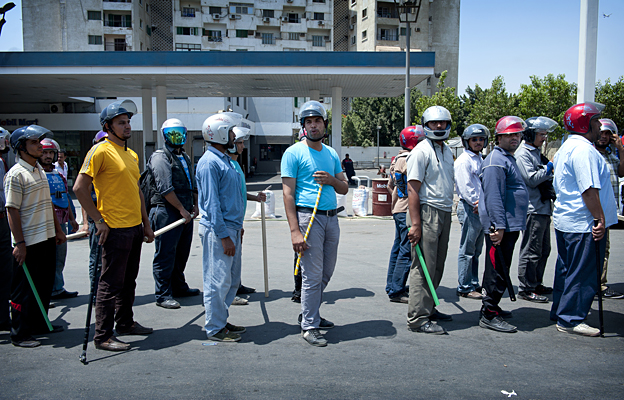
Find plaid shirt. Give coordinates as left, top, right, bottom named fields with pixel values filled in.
left=600, top=149, right=620, bottom=206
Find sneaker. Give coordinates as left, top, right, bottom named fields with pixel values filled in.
left=302, top=329, right=327, bottom=347
left=479, top=315, right=517, bottom=333
left=12, top=336, right=41, bottom=348
left=518, top=291, right=548, bottom=303
left=50, top=290, right=79, bottom=300
left=535, top=285, right=553, bottom=295
left=207, top=327, right=241, bottom=342
left=297, top=314, right=334, bottom=329
left=389, top=295, right=409, bottom=304
left=225, top=322, right=246, bottom=334
left=556, top=322, right=600, bottom=337
left=232, top=296, right=248, bottom=306
left=409, top=320, right=446, bottom=335
left=116, top=322, right=153, bottom=335
left=156, top=299, right=181, bottom=309
left=430, top=309, right=453, bottom=321
left=457, top=290, right=483, bottom=300
left=602, top=288, right=624, bottom=299
left=291, top=293, right=301, bottom=303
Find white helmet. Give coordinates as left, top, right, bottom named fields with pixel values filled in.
left=421, top=106, right=452, bottom=141
left=161, top=118, right=187, bottom=147
left=0, top=126, right=10, bottom=152
left=228, top=127, right=250, bottom=154
left=202, top=114, right=237, bottom=145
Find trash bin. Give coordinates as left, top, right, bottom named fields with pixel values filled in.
left=372, top=179, right=392, bottom=216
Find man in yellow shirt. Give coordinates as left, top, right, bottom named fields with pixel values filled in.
left=74, top=100, right=155, bottom=352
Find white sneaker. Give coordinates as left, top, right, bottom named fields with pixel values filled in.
left=231, top=296, right=248, bottom=306
left=556, top=322, right=600, bottom=337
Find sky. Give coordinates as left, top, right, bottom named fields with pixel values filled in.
left=1, top=0, right=622, bottom=95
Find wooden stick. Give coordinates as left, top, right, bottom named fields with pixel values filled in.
left=294, top=184, right=323, bottom=276
left=261, top=185, right=271, bottom=297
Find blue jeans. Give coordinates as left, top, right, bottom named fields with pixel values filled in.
left=551, top=230, right=606, bottom=327
left=386, top=212, right=411, bottom=297
left=456, top=199, right=483, bottom=293
left=150, top=205, right=193, bottom=303
left=199, top=224, right=241, bottom=337
left=51, top=223, right=68, bottom=296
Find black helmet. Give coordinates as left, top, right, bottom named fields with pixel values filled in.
left=10, top=125, right=53, bottom=155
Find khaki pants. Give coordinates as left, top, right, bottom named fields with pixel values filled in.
left=406, top=204, right=451, bottom=328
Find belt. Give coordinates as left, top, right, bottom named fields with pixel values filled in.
left=296, top=206, right=344, bottom=217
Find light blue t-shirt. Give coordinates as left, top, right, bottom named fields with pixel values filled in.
left=177, top=155, right=193, bottom=188
left=552, top=134, right=618, bottom=233
left=230, top=159, right=247, bottom=215
left=280, top=141, right=342, bottom=210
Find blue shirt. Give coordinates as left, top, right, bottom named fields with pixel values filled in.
left=177, top=154, right=193, bottom=188
left=280, top=141, right=342, bottom=210
left=230, top=159, right=247, bottom=215
left=196, top=146, right=244, bottom=238
left=552, top=134, right=618, bottom=233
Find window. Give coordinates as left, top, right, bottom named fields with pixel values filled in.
left=351, top=35, right=356, bottom=45
left=147, top=25, right=151, bottom=35
left=176, top=27, right=200, bottom=35
left=288, top=32, right=299, bottom=40
left=182, top=8, right=195, bottom=17
left=263, top=9, right=274, bottom=18
left=209, top=6, right=221, bottom=14
left=400, top=27, right=406, bottom=36
left=106, top=14, right=132, bottom=28
left=351, top=15, right=356, bottom=24
left=312, top=0, right=325, bottom=2
left=312, top=35, right=324, bottom=47
left=362, top=8, right=367, bottom=19
left=236, top=48, right=248, bottom=51
left=230, top=3, right=253, bottom=15
left=236, top=97, right=240, bottom=106
left=87, top=11, right=101, bottom=20
left=261, top=32, right=275, bottom=44
left=88, top=35, right=103, bottom=45
left=145, top=4, right=149, bottom=12
left=288, top=13, right=299, bottom=23
left=140, top=42, right=143, bottom=50
left=378, top=7, right=397, bottom=18
left=351, top=0, right=356, bottom=5
left=140, top=19, right=143, bottom=29
left=175, top=43, right=201, bottom=51
left=313, top=13, right=324, bottom=21
left=235, top=30, right=248, bottom=38
left=205, top=30, right=222, bottom=42
left=244, top=97, right=247, bottom=109
left=362, top=30, right=367, bottom=39
left=283, top=48, right=303, bottom=51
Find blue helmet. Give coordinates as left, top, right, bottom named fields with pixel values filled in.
left=100, top=100, right=137, bottom=131
left=10, top=125, right=53, bottom=155
left=461, top=124, right=489, bottom=149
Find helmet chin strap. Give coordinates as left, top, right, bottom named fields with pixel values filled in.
left=107, top=124, right=128, bottom=151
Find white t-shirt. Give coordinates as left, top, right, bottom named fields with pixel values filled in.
left=406, top=139, right=455, bottom=212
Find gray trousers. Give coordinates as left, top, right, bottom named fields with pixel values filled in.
left=517, top=214, right=551, bottom=292
left=298, top=211, right=340, bottom=331
left=407, top=204, right=451, bottom=328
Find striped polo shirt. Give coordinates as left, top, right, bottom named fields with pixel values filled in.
left=4, top=158, right=56, bottom=246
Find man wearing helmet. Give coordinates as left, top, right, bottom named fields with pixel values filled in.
left=0, top=127, right=12, bottom=333
left=145, top=119, right=199, bottom=310
left=454, top=124, right=489, bottom=301
left=550, top=102, right=618, bottom=336
left=385, top=126, right=425, bottom=304
left=478, top=116, right=529, bottom=333
left=39, top=138, right=79, bottom=301
left=593, top=118, right=624, bottom=299
left=281, top=100, right=348, bottom=347
left=405, top=106, right=455, bottom=335
left=514, top=117, right=558, bottom=304
left=74, top=100, right=155, bottom=352
left=5, top=125, right=67, bottom=347
left=197, top=113, right=246, bottom=342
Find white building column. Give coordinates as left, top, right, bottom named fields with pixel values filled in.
left=309, top=90, right=320, bottom=101
left=156, top=85, right=167, bottom=148
left=577, top=0, right=599, bottom=103
left=141, top=88, right=153, bottom=169
left=331, top=86, right=342, bottom=158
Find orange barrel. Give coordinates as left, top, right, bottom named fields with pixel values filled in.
left=372, top=179, right=392, bottom=216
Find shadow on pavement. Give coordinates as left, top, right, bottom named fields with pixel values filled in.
left=323, top=288, right=376, bottom=304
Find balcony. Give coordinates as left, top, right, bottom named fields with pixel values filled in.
left=104, top=19, right=132, bottom=28
left=105, top=41, right=127, bottom=51
left=102, top=0, right=132, bottom=11
left=377, top=32, right=398, bottom=41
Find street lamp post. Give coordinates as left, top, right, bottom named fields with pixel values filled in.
left=394, top=0, right=421, bottom=127
left=376, top=125, right=381, bottom=167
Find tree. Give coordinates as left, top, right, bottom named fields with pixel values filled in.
left=466, top=76, right=519, bottom=136
left=518, top=74, right=576, bottom=139
left=595, top=77, right=624, bottom=131
left=413, top=71, right=462, bottom=137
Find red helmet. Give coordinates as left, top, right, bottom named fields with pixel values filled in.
left=563, top=102, right=605, bottom=134
left=41, top=138, right=60, bottom=152
left=495, top=116, right=526, bottom=135
left=399, top=125, right=425, bottom=150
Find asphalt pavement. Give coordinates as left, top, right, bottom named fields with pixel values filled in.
left=1, top=170, right=623, bottom=399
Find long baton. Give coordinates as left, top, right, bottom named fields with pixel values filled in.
left=594, top=219, right=604, bottom=337
left=489, top=226, right=516, bottom=301
left=79, top=240, right=101, bottom=365
left=294, top=184, right=323, bottom=276
left=414, top=243, right=440, bottom=307
left=144, top=218, right=187, bottom=242
left=22, top=262, right=53, bottom=332
left=261, top=185, right=272, bottom=298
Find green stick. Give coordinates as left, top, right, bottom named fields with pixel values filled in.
left=22, top=263, right=53, bottom=331
left=415, top=244, right=440, bottom=307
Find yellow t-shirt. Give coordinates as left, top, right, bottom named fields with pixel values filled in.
left=80, top=139, right=142, bottom=228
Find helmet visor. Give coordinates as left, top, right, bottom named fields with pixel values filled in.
left=525, top=116, right=558, bottom=133
left=162, top=126, right=188, bottom=146
left=599, top=118, right=618, bottom=135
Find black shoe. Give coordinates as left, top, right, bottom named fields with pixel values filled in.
left=237, top=285, right=256, bottom=295
left=474, top=285, right=482, bottom=293
left=479, top=315, right=517, bottom=333
left=430, top=309, right=453, bottom=321
left=602, top=288, right=624, bottom=299
left=12, top=336, right=41, bottom=348
left=518, top=291, right=548, bottom=303
left=298, top=314, right=334, bottom=329
left=535, top=285, right=553, bottom=295
left=173, top=288, right=200, bottom=297
left=291, top=293, right=301, bottom=303
left=408, top=320, right=447, bottom=335
left=50, top=290, right=78, bottom=300
left=33, top=324, right=64, bottom=335
left=389, top=295, right=409, bottom=304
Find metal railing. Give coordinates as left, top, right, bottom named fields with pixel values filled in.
left=377, top=32, right=398, bottom=41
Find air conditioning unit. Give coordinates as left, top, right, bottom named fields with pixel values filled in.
left=213, top=14, right=221, bottom=19
left=324, top=35, right=330, bottom=40
left=349, top=24, right=354, bottom=30
left=263, top=17, right=270, bottom=22
left=235, top=14, right=241, bottom=19
left=299, top=32, right=306, bottom=37
left=255, top=31, right=262, bottom=37
left=229, top=14, right=237, bottom=19
left=282, top=16, right=288, bottom=22
left=50, top=103, right=63, bottom=114
left=318, top=20, right=324, bottom=25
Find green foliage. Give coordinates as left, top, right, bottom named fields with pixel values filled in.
left=465, top=76, right=519, bottom=136
left=595, top=77, right=624, bottom=131
left=413, top=71, right=462, bottom=137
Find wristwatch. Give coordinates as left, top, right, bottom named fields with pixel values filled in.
left=97, top=218, right=105, bottom=224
